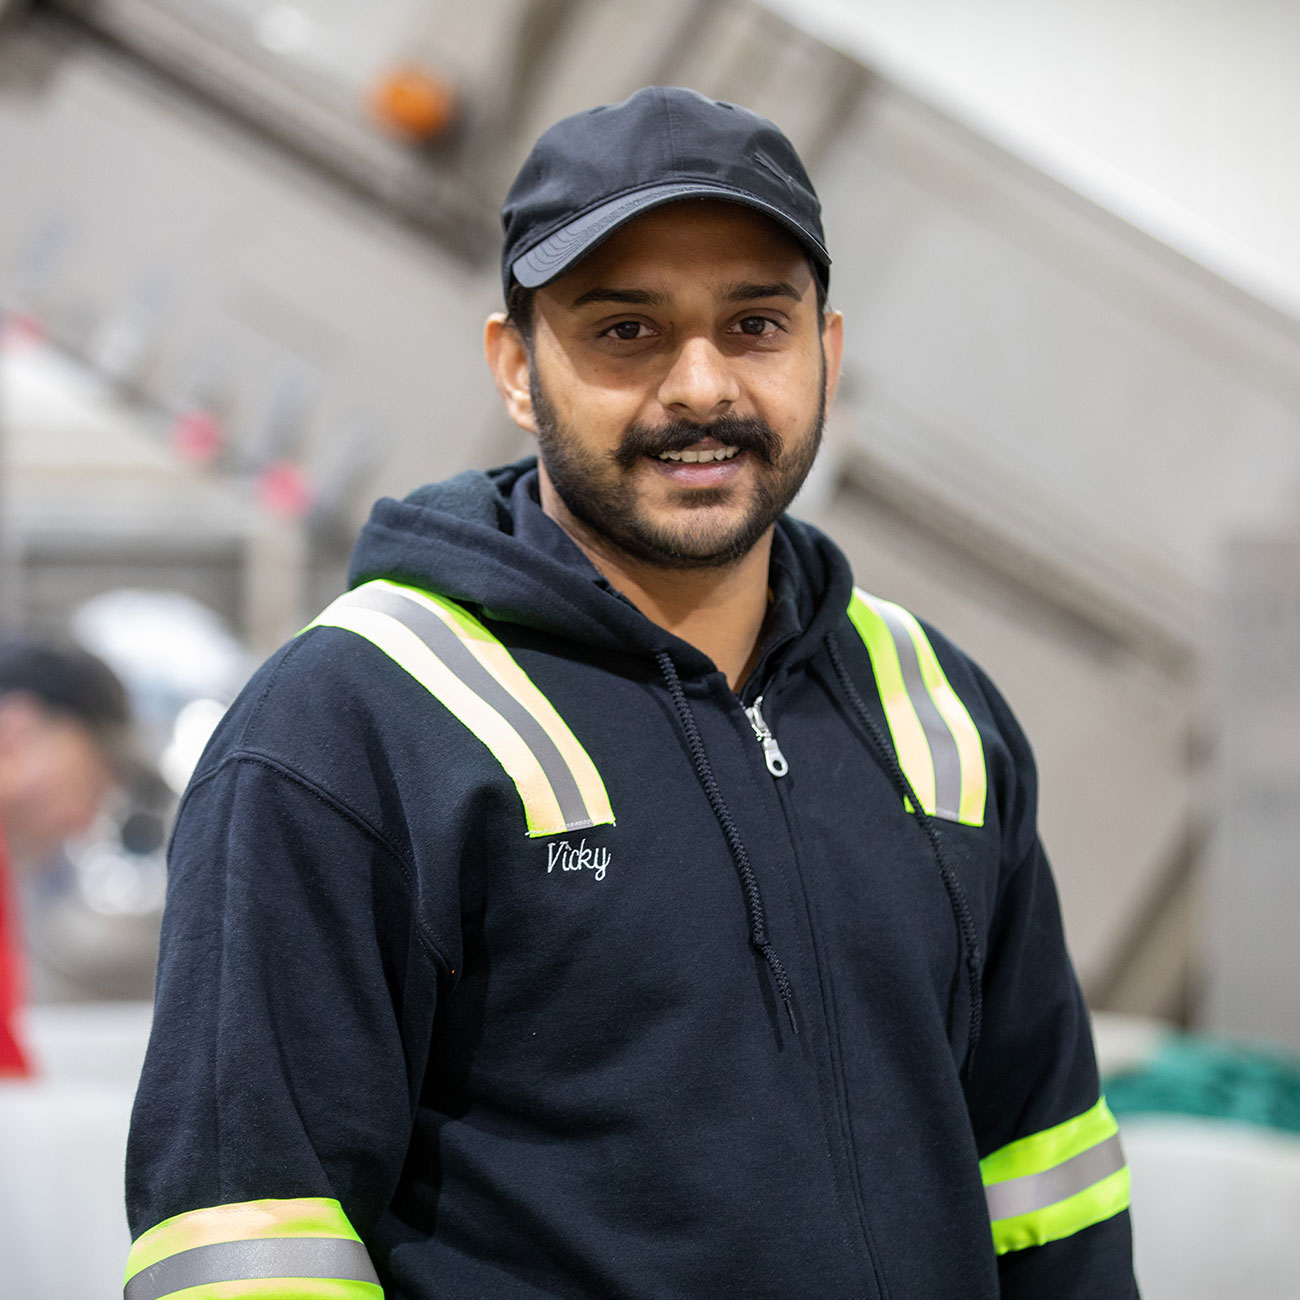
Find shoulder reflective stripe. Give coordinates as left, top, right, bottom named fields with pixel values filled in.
left=981, top=1097, right=1131, bottom=1254
left=905, top=608, right=986, bottom=826
left=846, top=589, right=986, bottom=827
left=847, top=590, right=936, bottom=815
left=123, top=1238, right=380, bottom=1300
left=309, top=579, right=614, bottom=838
left=346, top=584, right=594, bottom=833
left=125, top=1198, right=362, bottom=1281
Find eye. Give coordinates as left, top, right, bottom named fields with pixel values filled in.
left=733, top=315, right=781, bottom=337
left=600, top=320, right=653, bottom=341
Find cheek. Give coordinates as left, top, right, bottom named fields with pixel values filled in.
left=18, top=736, right=109, bottom=838
left=753, top=368, right=822, bottom=434
left=535, top=340, right=664, bottom=433
left=541, top=376, right=646, bottom=447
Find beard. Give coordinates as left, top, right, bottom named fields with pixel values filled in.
left=531, top=361, right=826, bottom=571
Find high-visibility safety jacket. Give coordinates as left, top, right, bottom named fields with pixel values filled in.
left=125, top=459, right=1137, bottom=1299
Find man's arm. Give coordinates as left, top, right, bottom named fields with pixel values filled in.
left=956, top=657, right=1139, bottom=1298
left=965, top=831, right=1138, bottom=1298
left=124, top=754, right=443, bottom=1298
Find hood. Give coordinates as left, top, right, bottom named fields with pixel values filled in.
left=348, top=457, right=853, bottom=679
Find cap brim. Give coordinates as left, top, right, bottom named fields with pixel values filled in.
left=511, top=181, right=830, bottom=290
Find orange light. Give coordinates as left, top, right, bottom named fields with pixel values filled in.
left=370, top=65, right=457, bottom=141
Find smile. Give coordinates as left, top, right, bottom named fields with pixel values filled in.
left=656, top=445, right=740, bottom=463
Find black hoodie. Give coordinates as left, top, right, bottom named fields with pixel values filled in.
left=125, top=460, right=1138, bottom=1300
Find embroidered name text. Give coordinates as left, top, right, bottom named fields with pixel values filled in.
left=546, top=838, right=610, bottom=882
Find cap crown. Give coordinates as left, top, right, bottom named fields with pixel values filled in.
left=500, top=86, right=829, bottom=295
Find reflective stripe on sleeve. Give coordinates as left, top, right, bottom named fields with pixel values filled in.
left=123, top=1198, right=381, bottom=1300
left=846, top=588, right=986, bottom=826
left=980, top=1097, right=1131, bottom=1254
left=308, top=579, right=615, bottom=838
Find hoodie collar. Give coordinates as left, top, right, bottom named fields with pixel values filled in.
left=348, top=457, right=852, bottom=681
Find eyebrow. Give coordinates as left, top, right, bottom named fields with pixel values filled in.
left=569, top=287, right=668, bottom=309
left=569, top=280, right=804, bottom=310
left=722, top=280, right=804, bottom=304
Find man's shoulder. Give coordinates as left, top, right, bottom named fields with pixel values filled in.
left=841, top=586, right=996, bottom=713
left=186, top=606, right=421, bottom=791
left=838, top=584, right=1039, bottom=836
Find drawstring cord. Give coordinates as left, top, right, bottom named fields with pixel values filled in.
left=655, top=651, right=799, bottom=1034
left=825, top=635, right=984, bottom=1080
left=654, top=633, right=984, bottom=1068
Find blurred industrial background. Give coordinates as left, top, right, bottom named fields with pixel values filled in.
left=1, top=0, right=1298, bottom=1294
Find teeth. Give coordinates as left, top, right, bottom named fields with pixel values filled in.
left=657, top=445, right=739, bottom=463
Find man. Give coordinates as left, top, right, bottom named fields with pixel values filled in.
left=124, top=88, right=1138, bottom=1298
left=0, top=638, right=128, bottom=1075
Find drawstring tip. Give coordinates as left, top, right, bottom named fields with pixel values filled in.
left=783, top=996, right=799, bottom=1035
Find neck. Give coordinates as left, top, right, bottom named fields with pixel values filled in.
left=539, top=476, right=771, bottom=693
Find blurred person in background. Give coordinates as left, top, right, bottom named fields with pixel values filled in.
left=0, top=639, right=129, bottom=1076
left=125, top=88, right=1137, bottom=1299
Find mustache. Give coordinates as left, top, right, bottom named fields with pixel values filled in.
left=610, top=415, right=780, bottom=470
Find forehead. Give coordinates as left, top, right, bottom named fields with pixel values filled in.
left=548, top=200, right=813, bottom=301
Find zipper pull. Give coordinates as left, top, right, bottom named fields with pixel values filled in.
left=745, top=695, right=789, bottom=778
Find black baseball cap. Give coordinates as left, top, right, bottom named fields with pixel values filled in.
left=501, top=86, right=831, bottom=298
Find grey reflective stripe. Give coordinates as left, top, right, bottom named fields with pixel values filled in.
left=350, top=584, right=595, bottom=832
left=123, top=1237, right=379, bottom=1300
left=874, top=601, right=963, bottom=820
left=984, top=1132, right=1128, bottom=1222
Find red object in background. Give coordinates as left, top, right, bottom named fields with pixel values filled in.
left=171, top=409, right=224, bottom=464
left=0, top=828, right=32, bottom=1078
left=257, top=460, right=313, bottom=518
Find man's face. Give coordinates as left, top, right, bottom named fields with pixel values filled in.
left=501, top=201, right=842, bottom=569
left=0, top=695, right=114, bottom=866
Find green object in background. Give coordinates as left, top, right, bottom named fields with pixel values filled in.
left=1105, top=1037, right=1300, bottom=1136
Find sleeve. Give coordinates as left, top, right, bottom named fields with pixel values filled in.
left=123, top=754, right=445, bottom=1300
left=962, top=676, right=1140, bottom=1299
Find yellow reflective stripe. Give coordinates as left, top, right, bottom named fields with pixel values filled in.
left=847, top=588, right=986, bottom=826
left=981, top=1098, right=1130, bottom=1254
left=847, top=590, right=937, bottom=816
left=384, top=581, right=614, bottom=830
left=990, top=1166, right=1131, bottom=1255
left=311, top=601, right=569, bottom=836
left=125, top=1198, right=361, bottom=1281
left=138, top=1279, right=382, bottom=1300
left=889, top=602, right=986, bottom=827
left=308, top=580, right=614, bottom=838
left=980, top=1096, right=1119, bottom=1184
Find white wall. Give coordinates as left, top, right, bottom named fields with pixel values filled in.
left=761, top=0, right=1300, bottom=317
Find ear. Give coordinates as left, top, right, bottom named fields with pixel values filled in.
left=821, top=309, right=845, bottom=409
left=484, top=312, right=536, bottom=433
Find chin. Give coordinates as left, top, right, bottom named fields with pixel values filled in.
left=624, top=514, right=770, bottom=569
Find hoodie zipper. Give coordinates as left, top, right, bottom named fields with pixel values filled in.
left=744, top=695, right=789, bottom=777
left=739, top=675, right=891, bottom=1299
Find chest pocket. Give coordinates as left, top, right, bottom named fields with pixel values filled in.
left=847, top=587, right=986, bottom=827
left=308, top=579, right=615, bottom=838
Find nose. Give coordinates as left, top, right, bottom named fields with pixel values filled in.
left=656, top=336, right=740, bottom=423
